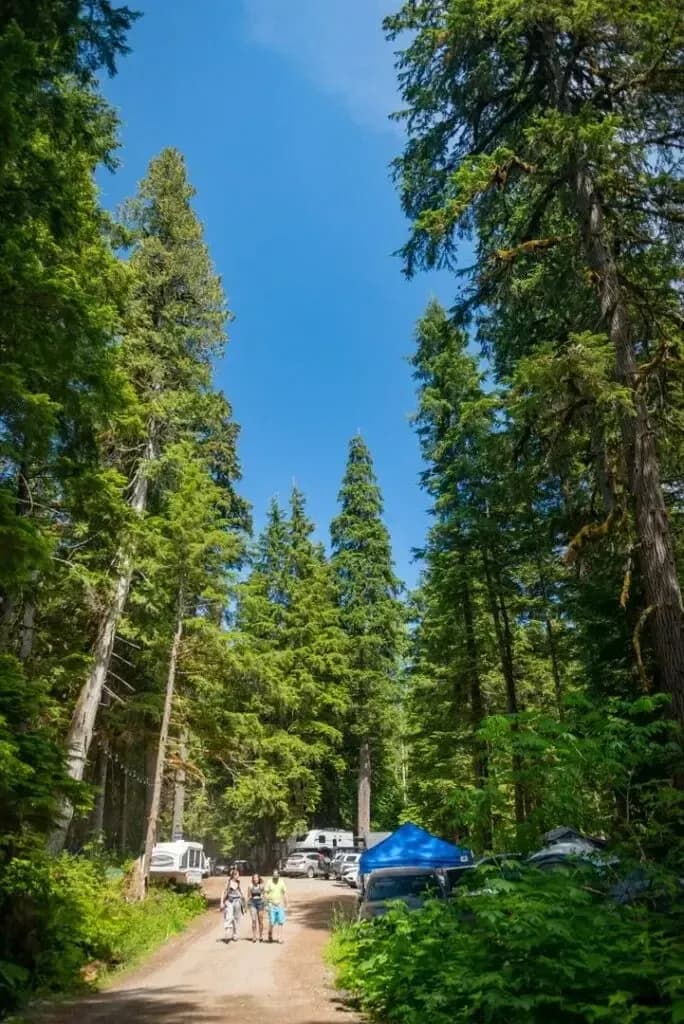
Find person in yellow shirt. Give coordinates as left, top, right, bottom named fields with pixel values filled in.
left=265, top=869, right=288, bottom=943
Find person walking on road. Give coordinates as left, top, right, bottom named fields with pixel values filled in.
left=265, top=869, right=288, bottom=944
left=247, top=874, right=266, bottom=943
left=220, top=869, right=245, bottom=942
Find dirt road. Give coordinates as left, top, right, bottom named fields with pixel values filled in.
left=37, top=877, right=359, bottom=1024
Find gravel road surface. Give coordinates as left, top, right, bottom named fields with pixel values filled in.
left=34, top=876, right=359, bottom=1024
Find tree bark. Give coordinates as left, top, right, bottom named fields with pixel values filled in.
left=139, top=591, right=184, bottom=899
left=573, top=161, right=684, bottom=722
left=461, top=563, right=492, bottom=848
left=0, top=462, right=32, bottom=644
left=19, top=595, right=36, bottom=661
left=47, top=434, right=156, bottom=854
left=460, top=564, right=487, bottom=785
left=119, top=762, right=129, bottom=856
left=357, top=740, right=371, bottom=840
left=171, top=730, right=188, bottom=840
left=91, top=742, right=108, bottom=836
left=545, top=616, right=564, bottom=716
left=482, top=550, right=525, bottom=825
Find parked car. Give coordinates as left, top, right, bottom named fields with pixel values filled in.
left=443, top=863, right=476, bottom=894
left=528, top=842, right=617, bottom=873
left=231, top=859, right=252, bottom=875
left=332, top=851, right=360, bottom=879
left=343, top=862, right=360, bottom=888
left=358, top=867, right=446, bottom=921
left=282, top=850, right=330, bottom=878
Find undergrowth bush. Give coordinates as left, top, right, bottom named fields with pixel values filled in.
left=329, top=868, right=684, bottom=1024
left=0, top=851, right=205, bottom=1015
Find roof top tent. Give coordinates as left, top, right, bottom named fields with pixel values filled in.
left=359, top=822, right=473, bottom=877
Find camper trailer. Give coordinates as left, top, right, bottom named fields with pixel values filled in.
left=294, top=829, right=355, bottom=851
left=149, top=840, right=208, bottom=886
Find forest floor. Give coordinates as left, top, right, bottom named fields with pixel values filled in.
left=30, top=876, right=359, bottom=1024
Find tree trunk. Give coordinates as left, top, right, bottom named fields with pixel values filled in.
left=482, top=550, right=525, bottom=825
left=460, top=564, right=487, bottom=783
left=545, top=616, right=564, bottom=716
left=357, top=740, right=371, bottom=840
left=0, top=462, right=32, bottom=644
left=91, top=743, right=108, bottom=836
left=171, top=730, right=188, bottom=840
left=19, top=595, right=36, bottom=661
left=47, top=435, right=156, bottom=854
left=573, top=161, right=684, bottom=722
left=461, top=562, right=492, bottom=847
left=120, top=762, right=129, bottom=856
left=139, top=591, right=184, bottom=900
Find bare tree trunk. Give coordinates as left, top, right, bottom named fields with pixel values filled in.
left=545, top=616, right=564, bottom=716
left=482, top=551, right=525, bottom=825
left=357, top=740, right=371, bottom=840
left=0, top=463, right=32, bottom=644
left=19, top=596, right=36, bottom=661
left=461, top=562, right=492, bottom=849
left=139, top=591, right=184, bottom=900
left=574, top=162, right=684, bottom=722
left=120, top=764, right=129, bottom=856
left=91, top=743, right=108, bottom=836
left=48, top=435, right=156, bottom=854
left=171, top=730, right=188, bottom=840
left=461, top=565, right=487, bottom=785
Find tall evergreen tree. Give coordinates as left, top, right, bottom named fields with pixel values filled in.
left=330, top=436, right=404, bottom=837
left=0, top=0, right=136, bottom=644
left=49, top=147, right=238, bottom=850
left=385, top=0, right=684, bottom=721
left=224, top=490, right=350, bottom=856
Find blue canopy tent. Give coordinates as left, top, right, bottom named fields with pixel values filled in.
left=359, top=822, right=473, bottom=875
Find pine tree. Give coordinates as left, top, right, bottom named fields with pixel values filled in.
left=0, top=1, right=135, bottom=644
left=223, top=490, right=350, bottom=858
left=49, top=148, right=237, bottom=850
left=409, top=302, right=585, bottom=846
left=385, top=0, right=684, bottom=721
left=330, top=437, right=404, bottom=837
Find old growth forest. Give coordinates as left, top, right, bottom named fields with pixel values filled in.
left=1, top=0, right=684, bottom=1019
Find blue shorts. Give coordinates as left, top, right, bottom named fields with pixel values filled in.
left=268, top=904, right=286, bottom=927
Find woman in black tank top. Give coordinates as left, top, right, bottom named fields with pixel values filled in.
left=248, top=874, right=266, bottom=942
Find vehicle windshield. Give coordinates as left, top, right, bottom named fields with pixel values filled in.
left=368, top=874, right=440, bottom=901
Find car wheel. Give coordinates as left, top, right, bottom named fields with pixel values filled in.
left=307, top=867, right=315, bottom=879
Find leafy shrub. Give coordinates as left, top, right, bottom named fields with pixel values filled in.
left=0, top=852, right=205, bottom=1014
left=330, top=867, right=684, bottom=1024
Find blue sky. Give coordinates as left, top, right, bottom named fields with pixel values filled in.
left=99, top=0, right=456, bottom=588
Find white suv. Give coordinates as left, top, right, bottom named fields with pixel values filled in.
left=282, top=850, right=329, bottom=878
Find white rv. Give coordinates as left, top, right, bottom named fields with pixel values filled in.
left=150, top=840, right=208, bottom=885
left=294, top=828, right=355, bottom=851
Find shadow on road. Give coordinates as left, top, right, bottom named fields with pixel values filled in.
left=32, top=987, right=224, bottom=1024
left=290, top=890, right=358, bottom=932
